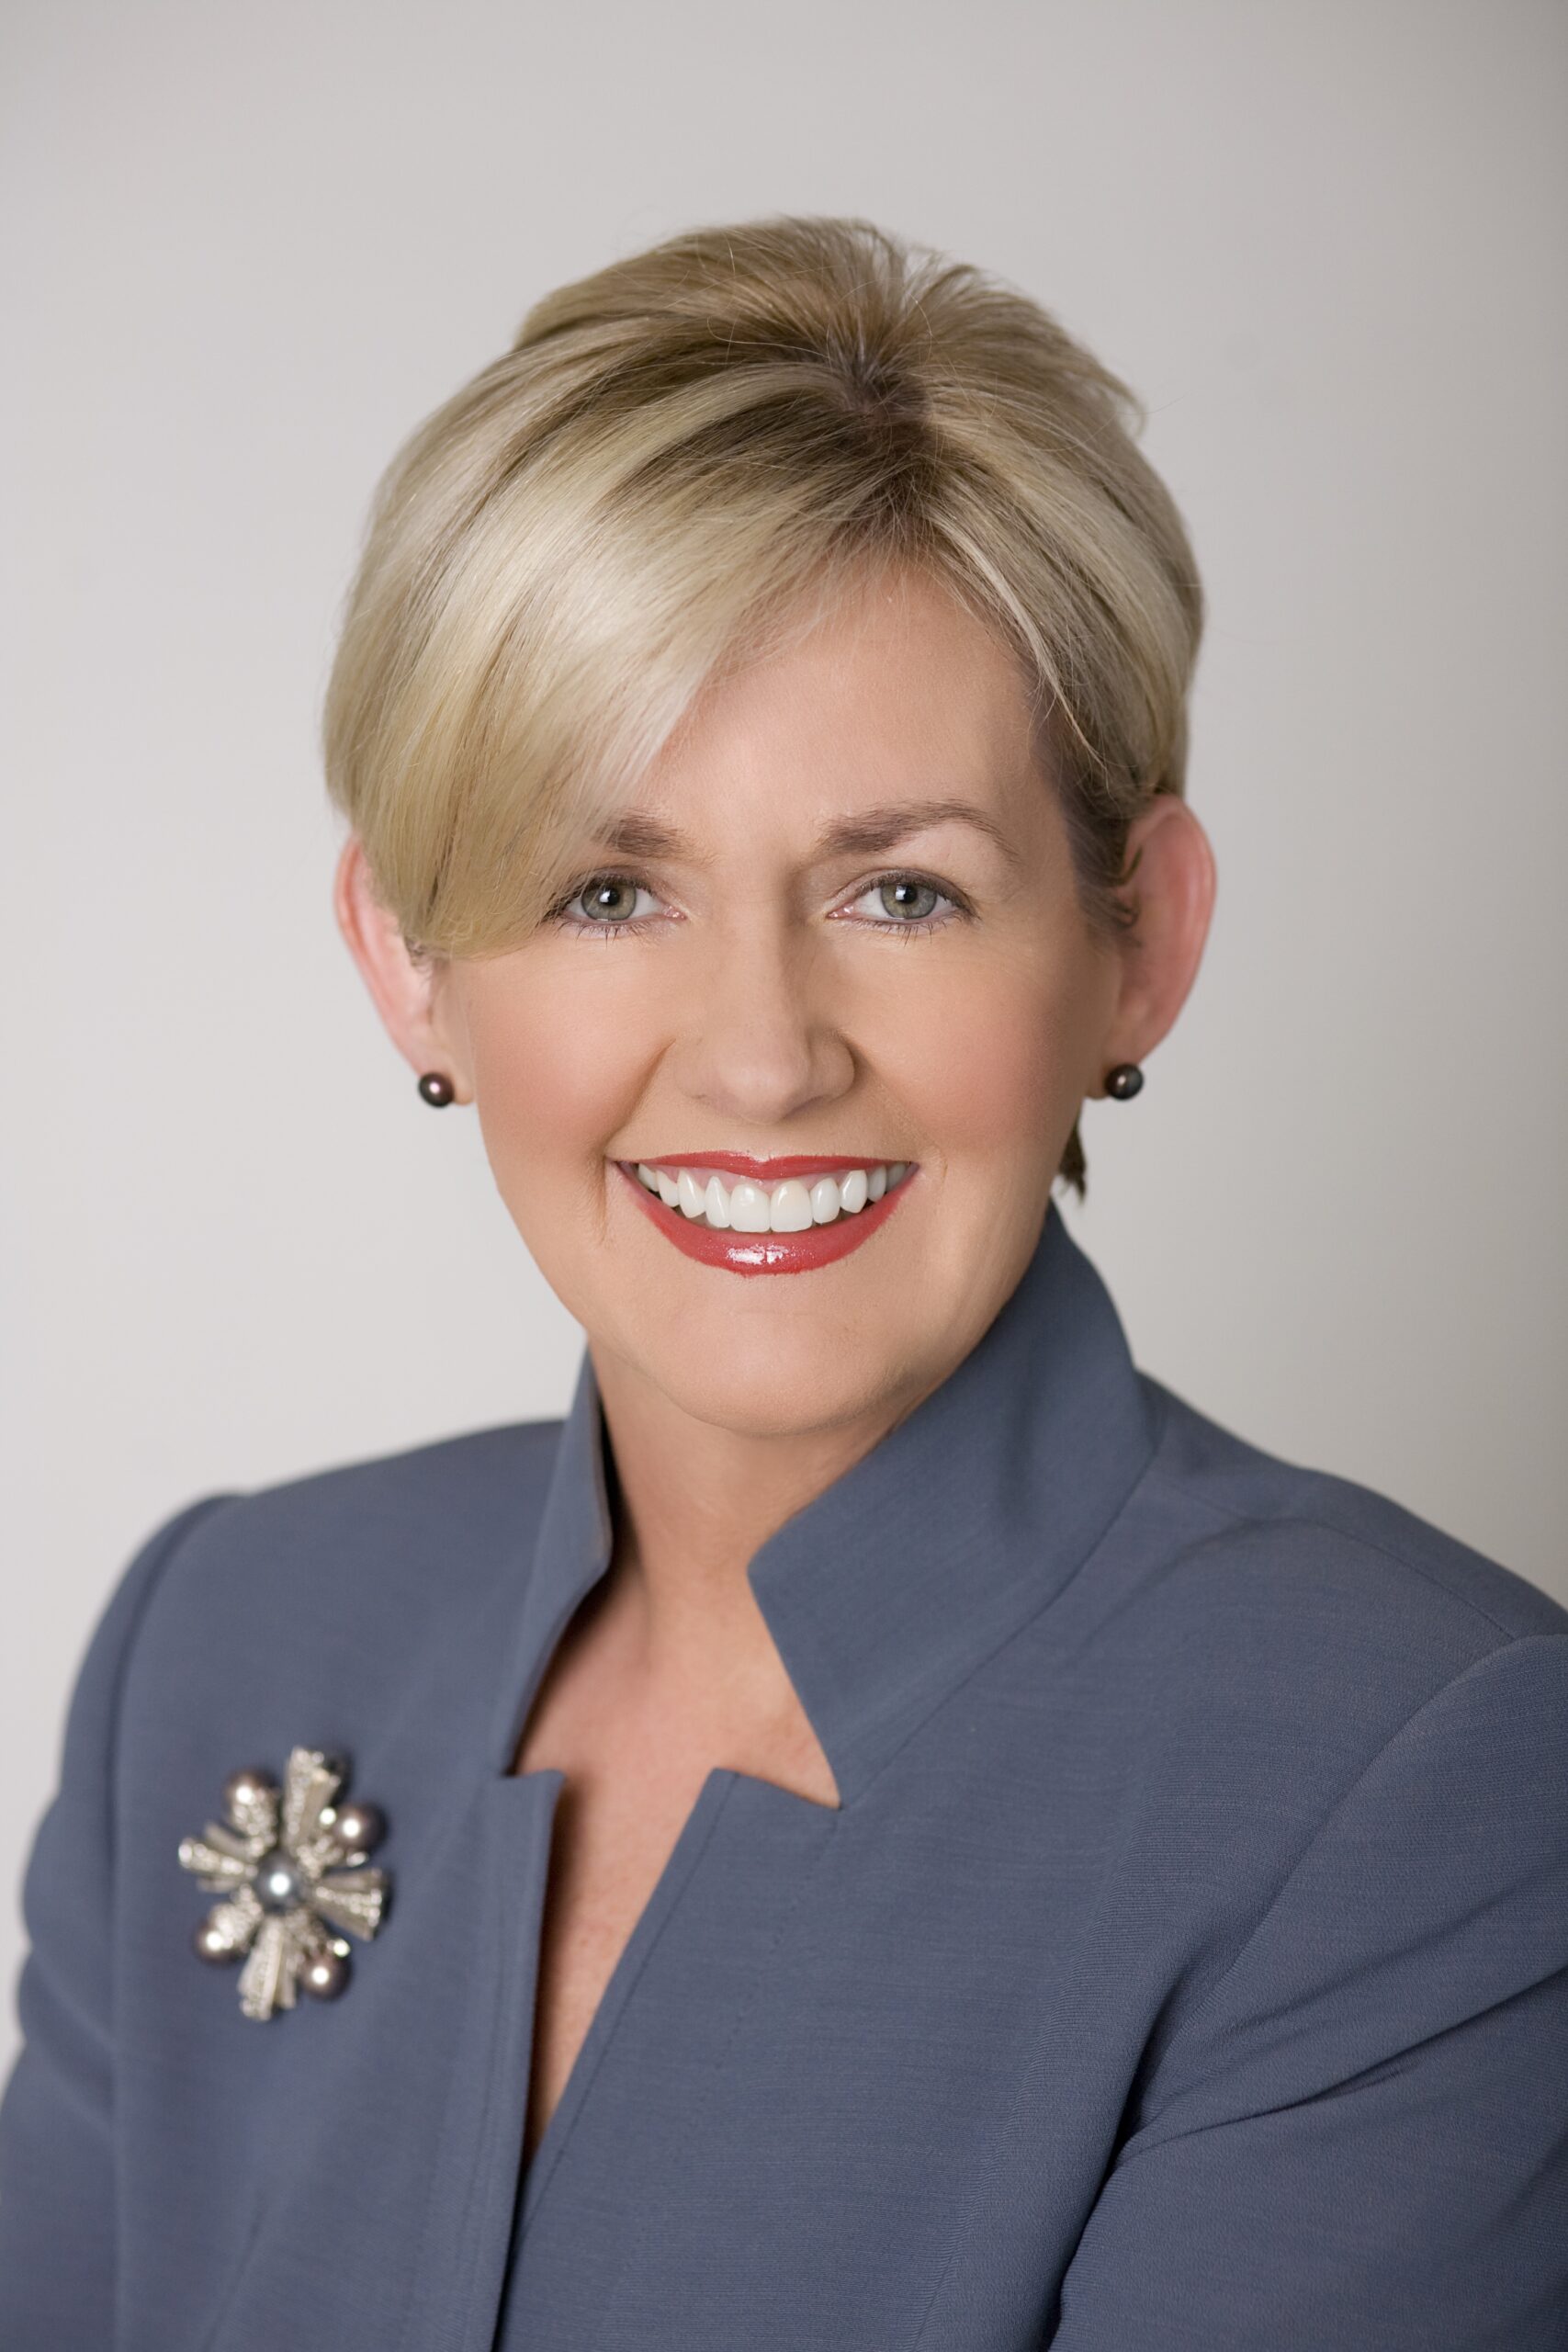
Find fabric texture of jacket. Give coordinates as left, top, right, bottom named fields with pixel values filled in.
left=2, top=1202, right=1565, bottom=2349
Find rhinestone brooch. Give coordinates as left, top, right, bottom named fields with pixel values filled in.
left=178, top=1747, right=391, bottom=2020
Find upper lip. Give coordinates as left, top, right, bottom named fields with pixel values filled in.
left=619, top=1152, right=912, bottom=1179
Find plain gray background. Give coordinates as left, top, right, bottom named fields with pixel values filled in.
left=3, top=0, right=1564, bottom=2082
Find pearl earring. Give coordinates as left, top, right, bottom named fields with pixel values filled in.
left=417, top=1071, right=456, bottom=1107
left=1104, top=1063, right=1144, bottom=1101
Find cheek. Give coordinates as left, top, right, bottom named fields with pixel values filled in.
left=881, top=942, right=1106, bottom=1159
left=460, top=975, right=632, bottom=1192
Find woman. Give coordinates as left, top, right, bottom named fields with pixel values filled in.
left=2, top=215, right=1564, bottom=2351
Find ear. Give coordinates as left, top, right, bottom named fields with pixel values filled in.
left=332, top=834, right=475, bottom=1105
left=1093, top=797, right=1216, bottom=1094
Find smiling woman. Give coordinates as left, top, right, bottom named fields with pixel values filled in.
left=334, top=549, right=1210, bottom=1457
left=2, top=215, right=1564, bottom=2352
left=321, top=214, right=1203, bottom=1202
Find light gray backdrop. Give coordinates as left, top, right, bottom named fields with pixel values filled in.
left=3, top=0, right=1564, bottom=2080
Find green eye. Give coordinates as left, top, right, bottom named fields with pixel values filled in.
left=547, top=873, right=666, bottom=938
left=578, top=878, right=641, bottom=923
left=876, top=878, right=942, bottom=922
left=844, top=872, right=969, bottom=939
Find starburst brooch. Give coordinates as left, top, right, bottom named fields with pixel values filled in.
left=178, top=1747, right=391, bottom=2020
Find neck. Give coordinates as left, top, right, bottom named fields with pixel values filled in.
left=588, top=1342, right=927, bottom=1688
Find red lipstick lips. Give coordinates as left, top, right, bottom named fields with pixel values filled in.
left=614, top=1159, right=917, bottom=1277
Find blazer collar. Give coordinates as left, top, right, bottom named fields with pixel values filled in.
left=487, top=1201, right=1158, bottom=1804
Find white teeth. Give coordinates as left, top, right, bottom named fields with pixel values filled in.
left=728, top=1179, right=772, bottom=1233
left=627, top=1159, right=913, bottom=1233
left=769, top=1179, right=814, bottom=1232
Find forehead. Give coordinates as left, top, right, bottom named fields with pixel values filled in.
left=637, top=567, right=1043, bottom=833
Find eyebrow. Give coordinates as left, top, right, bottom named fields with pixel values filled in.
left=589, top=796, right=1025, bottom=872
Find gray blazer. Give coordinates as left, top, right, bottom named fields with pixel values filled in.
left=3, top=1204, right=1565, bottom=2350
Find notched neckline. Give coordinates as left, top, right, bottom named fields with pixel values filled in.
left=492, top=1758, right=841, bottom=2285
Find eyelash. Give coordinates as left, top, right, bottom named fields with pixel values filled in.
left=544, top=869, right=974, bottom=944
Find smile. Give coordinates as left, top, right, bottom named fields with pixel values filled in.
left=612, top=1155, right=919, bottom=1277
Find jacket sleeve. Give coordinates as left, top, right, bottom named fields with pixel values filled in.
left=0, top=1493, right=236, bottom=2346
left=1051, top=1633, right=1568, bottom=2352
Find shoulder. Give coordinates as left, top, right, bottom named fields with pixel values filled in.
left=91, top=1415, right=568, bottom=1758
left=1065, top=1376, right=1568, bottom=1864
left=1122, top=1376, right=1567, bottom=1696
left=1139, top=1374, right=1566, bottom=1646
left=152, top=1412, right=565, bottom=1608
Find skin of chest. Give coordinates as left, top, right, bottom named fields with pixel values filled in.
left=512, top=1573, right=841, bottom=2158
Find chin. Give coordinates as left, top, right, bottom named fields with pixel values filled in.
left=623, top=1311, right=925, bottom=1443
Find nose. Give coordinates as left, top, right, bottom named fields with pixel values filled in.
left=665, top=914, right=857, bottom=1130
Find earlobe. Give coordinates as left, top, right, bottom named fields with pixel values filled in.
left=332, top=835, right=473, bottom=1106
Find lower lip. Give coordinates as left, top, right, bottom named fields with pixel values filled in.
left=614, top=1161, right=918, bottom=1277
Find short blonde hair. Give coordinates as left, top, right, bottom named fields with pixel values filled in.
left=322, top=213, right=1202, bottom=1192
